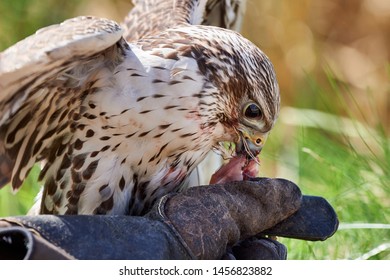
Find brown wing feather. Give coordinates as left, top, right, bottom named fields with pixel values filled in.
left=0, top=16, right=125, bottom=190
left=123, top=0, right=247, bottom=42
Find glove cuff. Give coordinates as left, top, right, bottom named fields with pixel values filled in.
left=0, top=220, right=74, bottom=260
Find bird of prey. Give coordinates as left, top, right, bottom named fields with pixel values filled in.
left=0, top=0, right=280, bottom=216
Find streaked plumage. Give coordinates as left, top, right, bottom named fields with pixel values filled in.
left=0, top=1, right=279, bottom=215
left=123, top=0, right=247, bottom=41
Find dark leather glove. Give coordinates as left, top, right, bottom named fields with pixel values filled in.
left=0, top=178, right=338, bottom=260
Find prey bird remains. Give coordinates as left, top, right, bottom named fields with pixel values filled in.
left=0, top=0, right=280, bottom=215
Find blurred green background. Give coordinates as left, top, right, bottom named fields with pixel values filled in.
left=0, top=0, right=389, bottom=259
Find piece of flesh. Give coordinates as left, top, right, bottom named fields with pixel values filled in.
left=209, top=155, right=260, bottom=185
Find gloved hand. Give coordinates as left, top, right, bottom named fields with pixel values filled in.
left=0, top=178, right=338, bottom=260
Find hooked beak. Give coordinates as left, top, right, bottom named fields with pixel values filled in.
left=236, top=129, right=268, bottom=158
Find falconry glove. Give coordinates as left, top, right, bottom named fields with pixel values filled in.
left=0, top=178, right=338, bottom=260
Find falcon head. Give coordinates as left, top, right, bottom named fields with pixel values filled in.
left=127, top=22, right=279, bottom=172
left=185, top=26, right=280, bottom=160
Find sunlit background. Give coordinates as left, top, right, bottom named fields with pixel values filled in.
left=0, top=0, right=389, bottom=259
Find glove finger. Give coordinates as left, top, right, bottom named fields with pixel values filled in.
left=159, top=178, right=302, bottom=259
left=232, top=237, right=287, bottom=260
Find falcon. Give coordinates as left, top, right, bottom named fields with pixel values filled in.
left=0, top=0, right=280, bottom=216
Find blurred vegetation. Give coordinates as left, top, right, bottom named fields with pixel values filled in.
left=0, top=0, right=389, bottom=259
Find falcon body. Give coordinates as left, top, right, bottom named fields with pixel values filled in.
left=0, top=2, right=279, bottom=215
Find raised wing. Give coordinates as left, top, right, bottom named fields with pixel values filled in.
left=123, top=0, right=247, bottom=42
left=0, top=16, right=125, bottom=190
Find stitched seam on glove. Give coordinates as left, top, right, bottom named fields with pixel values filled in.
left=155, top=194, right=197, bottom=260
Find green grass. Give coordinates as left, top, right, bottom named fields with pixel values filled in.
left=0, top=166, right=41, bottom=216
left=260, top=73, right=390, bottom=259
left=0, top=0, right=81, bottom=50
left=0, top=0, right=389, bottom=260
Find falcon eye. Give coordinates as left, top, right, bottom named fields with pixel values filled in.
left=243, top=103, right=262, bottom=120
